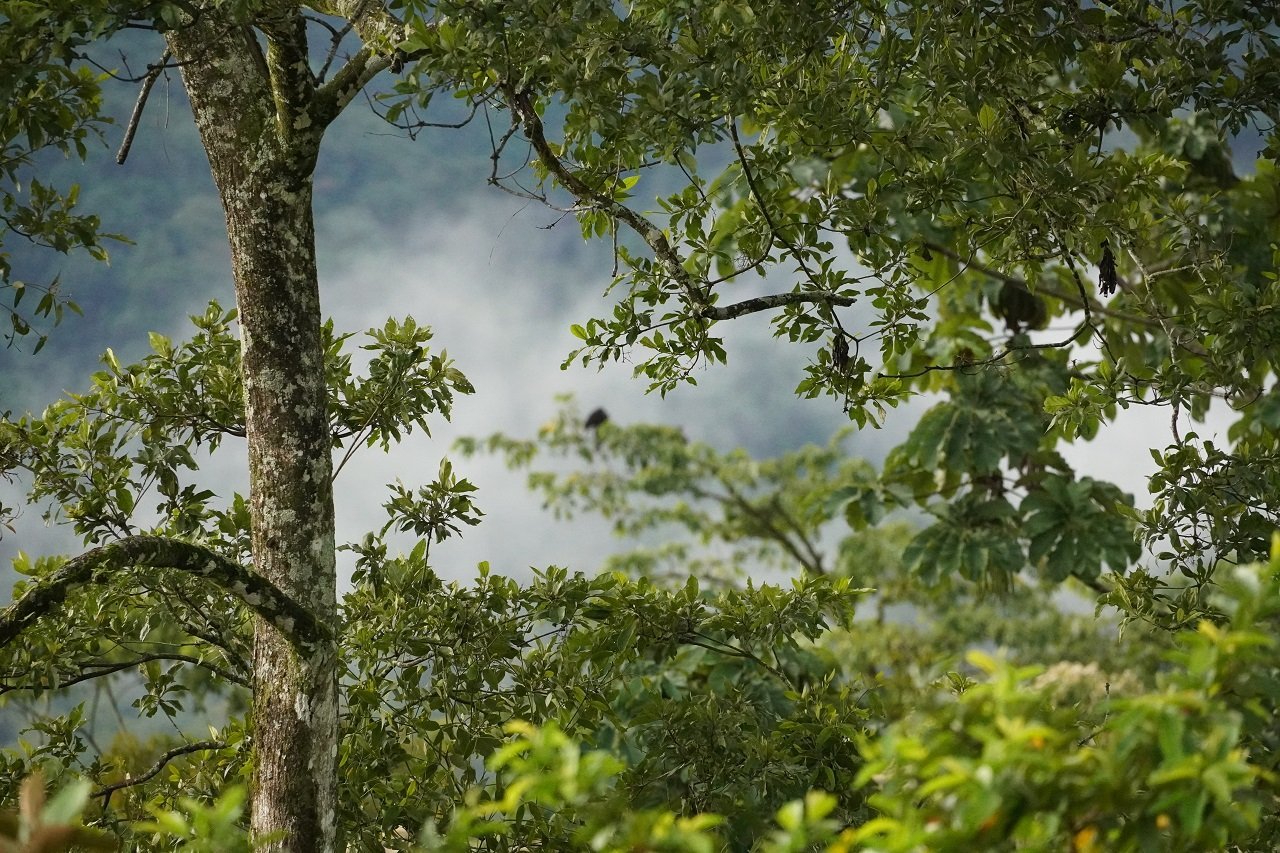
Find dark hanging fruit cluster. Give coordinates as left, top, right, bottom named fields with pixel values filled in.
left=1098, top=240, right=1118, bottom=296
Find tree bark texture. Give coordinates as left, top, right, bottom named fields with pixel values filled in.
left=167, top=13, right=338, bottom=851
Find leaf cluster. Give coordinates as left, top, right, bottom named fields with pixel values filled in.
left=338, top=526, right=870, bottom=848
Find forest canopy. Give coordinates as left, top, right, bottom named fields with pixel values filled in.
left=1, top=0, right=1278, bottom=850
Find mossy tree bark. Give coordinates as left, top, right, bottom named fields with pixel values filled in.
left=166, top=13, right=342, bottom=851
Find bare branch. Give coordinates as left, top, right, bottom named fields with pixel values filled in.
left=116, top=51, right=171, bottom=165
left=0, top=536, right=332, bottom=651
left=308, top=13, right=355, bottom=82
left=706, top=291, right=854, bottom=322
left=313, top=0, right=412, bottom=123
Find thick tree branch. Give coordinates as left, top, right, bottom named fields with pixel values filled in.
left=164, top=14, right=276, bottom=155
left=0, top=652, right=250, bottom=694
left=312, top=0, right=409, bottom=124
left=316, top=45, right=390, bottom=124
left=311, top=0, right=405, bottom=48
left=0, top=536, right=332, bottom=651
left=708, top=291, right=855, bottom=321
left=260, top=12, right=318, bottom=149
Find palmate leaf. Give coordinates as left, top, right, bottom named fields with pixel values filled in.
left=885, top=367, right=1052, bottom=501
left=904, top=476, right=1140, bottom=586
left=903, top=495, right=1024, bottom=587
left=1021, top=475, right=1140, bottom=581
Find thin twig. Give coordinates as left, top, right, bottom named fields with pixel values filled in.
left=684, top=631, right=790, bottom=682
left=95, top=740, right=226, bottom=806
left=505, top=85, right=708, bottom=308
left=331, top=350, right=419, bottom=482
left=1053, top=236, right=1108, bottom=357
left=690, top=481, right=826, bottom=575
left=310, top=13, right=355, bottom=83
left=727, top=120, right=825, bottom=295
left=882, top=324, right=1088, bottom=379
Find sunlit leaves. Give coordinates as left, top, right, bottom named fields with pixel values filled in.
left=853, top=559, right=1280, bottom=851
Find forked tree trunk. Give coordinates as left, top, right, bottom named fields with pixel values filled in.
left=166, top=17, right=338, bottom=852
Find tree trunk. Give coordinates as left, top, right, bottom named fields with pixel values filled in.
left=167, top=16, right=338, bottom=852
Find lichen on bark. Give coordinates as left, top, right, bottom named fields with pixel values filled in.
left=164, top=9, right=344, bottom=851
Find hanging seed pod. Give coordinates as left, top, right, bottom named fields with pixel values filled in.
left=1099, top=239, right=1119, bottom=296
left=832, top=334, right=851, bottom=373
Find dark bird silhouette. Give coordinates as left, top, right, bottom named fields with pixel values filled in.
left=584, top=408, right=609, bottom=430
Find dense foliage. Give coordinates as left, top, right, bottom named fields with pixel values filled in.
left=394, top=0, right=1280, bottom=597
left=2, top=0, right=1279, bottom=850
